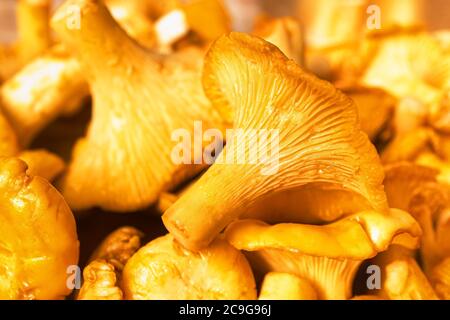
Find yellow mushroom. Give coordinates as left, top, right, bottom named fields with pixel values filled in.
left=77, top=260, right=123, bottom=300
left=78, top=227, right=143, bottom=300
left=0, top=157, right=79, bottom=299
left=259, top=272, right=317, bottom=300
left=224, top=209, right=421, bottom=300
left=51, top=0, right=224, bottom=212
left=372, top=245, right=438, bottom=300
left=0, top=0, right=51, bottom=82
left=122, top=234, right=257, bottom=300
left=163, top=32, right=388, bottom=250
left=253, top=16, right=303, bottom=66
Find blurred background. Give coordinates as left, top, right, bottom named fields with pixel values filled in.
left=1, top=0, right=450, bottom=43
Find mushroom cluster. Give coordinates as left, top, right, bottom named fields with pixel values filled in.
left=0, top=0, right=449, bottom=300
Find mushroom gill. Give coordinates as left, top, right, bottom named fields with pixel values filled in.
left=163, top=32, right=388, bottom=250
left=224, top=209, right=421, bottom=300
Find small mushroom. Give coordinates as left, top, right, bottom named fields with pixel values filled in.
left=77, top=227, right=144, bottom=300
left=164, top=32, right=388, bottom=250
left=77, top=260, right=123, bottom=300
left=259, top=272, right=317, bottom=300
left=122, top=234, right=257, bottom=300
left=0, top=157, right=79, bottom=299
left=51, top=0, right=225, bottom=211
left=224, top=209, right=420, bottom=300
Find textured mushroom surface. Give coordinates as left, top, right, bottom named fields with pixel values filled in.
left=164, top=32, right=388, bottom=250
left=122, top=234, right=257, bottom=300
left=0, top=157, right=79, bottom=299
left=224, top=209, right=420, bottom=299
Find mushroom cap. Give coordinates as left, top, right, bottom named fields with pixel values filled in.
left=77, top=259, right=123, bottom=300
left=164, top=32, right=388, bottom=250
left=224, top=209, right=420, bottom=299
left=52, top=0, right=224, bottom=211
left=0, top=157, right=79, bottom=299
left=122, top=234, right=257, bottom=300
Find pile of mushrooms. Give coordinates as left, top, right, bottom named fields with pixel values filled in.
left=0, top=0, right=449, bottom=300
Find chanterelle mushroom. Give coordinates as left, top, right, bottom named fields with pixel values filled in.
left=78, top=227, right=144, bottom=300
left=51, top=0, right=224, bottom=212
left=163, top=32, right=388, bottom=250
left=224, top=209, right=421, bottom=300
left=122, top=234, right=257, bottom=300
left=0, top=157, right=79, bottom=299
left=78, top=259, right=123, bottom=300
